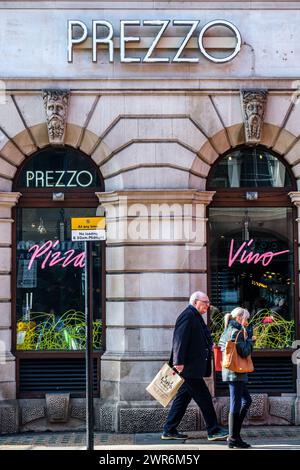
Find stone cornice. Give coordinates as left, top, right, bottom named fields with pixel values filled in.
left=0, top=192, right=21, bottom=207
left=4, top=79, right=300, bottom=92
left=1, top=2, right=299, bottom=10
left=96, top=190, right=215, bottom=206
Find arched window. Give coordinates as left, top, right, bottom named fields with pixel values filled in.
left=13, top=147, right=105, bottom=396
left=209, top=146, right=292, bottom=188
left=208, top=147, right=297, bottom=394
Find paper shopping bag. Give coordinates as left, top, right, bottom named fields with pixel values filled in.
left=146, top=363, right=184, bottom=407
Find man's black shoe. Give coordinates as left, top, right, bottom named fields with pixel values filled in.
left=161, top=431, right=188, bottom=440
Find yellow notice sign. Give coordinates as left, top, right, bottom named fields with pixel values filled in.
left=71, top=217, right=105, bottom=230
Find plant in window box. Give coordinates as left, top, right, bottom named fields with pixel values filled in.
left=16, top=319, right=37, bottom=349
left=209, top=308, right=295, bottom=350
left=249, top=309, right=295, bottom=349
left=17, top=310, right=102, bottom=350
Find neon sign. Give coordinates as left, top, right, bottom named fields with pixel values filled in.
left=228, top=239, right=290, bottom=268
left=27, top=240, right=85, bottom=270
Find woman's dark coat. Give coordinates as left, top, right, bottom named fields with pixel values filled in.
left=218, top=319, right=253, bottom=382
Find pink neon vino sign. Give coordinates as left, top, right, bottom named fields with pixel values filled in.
left=228, top=239, right=290, bottom=267
left=27, top=240, right=85, bottom=270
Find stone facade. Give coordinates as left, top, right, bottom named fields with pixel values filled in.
left=0, top=1, right=300, bottom=432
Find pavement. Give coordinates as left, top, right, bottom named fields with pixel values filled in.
left=0, top=427, right=300, bottom=450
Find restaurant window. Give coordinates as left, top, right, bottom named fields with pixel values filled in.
left=208, top=147, right=296, bottom=353
left=16, top=208, right=102, bottom=351
left=209, top=207, right=295, bottom=349
left=13, top=147, right=104, bottom=395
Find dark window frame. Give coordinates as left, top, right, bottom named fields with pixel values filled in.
left=12, top=147, right=106, bottom=398
left=206, top=146, right=298, bottom=395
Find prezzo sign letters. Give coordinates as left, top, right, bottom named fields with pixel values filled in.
left=26, top=170, right=93, bottom=188
left=68, top=19, right=241, bottom=64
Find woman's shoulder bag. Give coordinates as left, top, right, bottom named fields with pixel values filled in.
left=222, top=329, right=254, bottom=373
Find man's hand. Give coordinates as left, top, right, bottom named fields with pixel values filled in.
left=173, top=365, right=184, bottom=375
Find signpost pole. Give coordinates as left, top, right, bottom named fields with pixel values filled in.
left=85, top=240, right=94, bottom=451
left=71, top=216, right=106, bottom=451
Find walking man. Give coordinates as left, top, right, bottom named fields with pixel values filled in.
left=161, top=291, right=228, bottom=441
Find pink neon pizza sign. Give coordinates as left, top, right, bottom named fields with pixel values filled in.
left=228, top=239, right=289, bottom=267
left=27, top=240, right=86, bottom=270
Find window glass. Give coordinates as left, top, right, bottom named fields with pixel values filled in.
left=15, top=147, right=101, bottom=189
left=16, top=208, right=102, bottom=351
left=209, top=148, right=292, bottom=188
left=209, top=207, right=295, bottom=349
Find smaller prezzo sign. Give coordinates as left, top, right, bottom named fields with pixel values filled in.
left=25, top=170, right=94, bottom=188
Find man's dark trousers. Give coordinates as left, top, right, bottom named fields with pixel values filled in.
left=163, top=378, right=218, bottom=434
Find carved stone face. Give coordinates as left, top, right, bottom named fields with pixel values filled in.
left=43, top=90, right=69, bottom=144
left=245, top=98, right=264, bottom=120
left=46, top=99, right=66, bottom=122
left=242, top=90, right=267, bottom=143
left=46, top=97, right=66, bottom=138
left=245, top=99, right=263, bottom=140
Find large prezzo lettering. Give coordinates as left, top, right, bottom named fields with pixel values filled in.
left=27, top=240, right=86, bottom=270
left=228, top=239, right=290, bottom=268
left=68, top=19, right=241, bottom=64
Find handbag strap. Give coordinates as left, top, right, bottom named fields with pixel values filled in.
left=232, top=328, right=247, bottom=343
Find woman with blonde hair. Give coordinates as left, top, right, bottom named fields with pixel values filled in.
left=218, top=307, right=255, bottom=449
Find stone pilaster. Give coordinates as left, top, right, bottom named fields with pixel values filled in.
left=95, top=190, right=215, bottom=431
left=0, top=192, right=21, bottom=400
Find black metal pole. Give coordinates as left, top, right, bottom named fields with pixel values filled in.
left=85, top=241, right=94, bottom=450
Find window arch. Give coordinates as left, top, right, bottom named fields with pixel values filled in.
left=14, top=146, right=104, bottom=193
left=208, top=146, right=293, bottom=189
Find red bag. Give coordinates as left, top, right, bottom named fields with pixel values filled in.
left=213, top=345, right=222, bottom=372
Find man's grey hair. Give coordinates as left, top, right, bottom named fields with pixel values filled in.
left=189, top=291, right=207, bottom=305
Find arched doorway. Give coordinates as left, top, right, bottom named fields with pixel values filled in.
left=12, top=146, right=105, bottom=397
left=207, top=146, right=297, bottom=395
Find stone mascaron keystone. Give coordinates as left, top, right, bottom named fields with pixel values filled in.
left=43, top=90, right=70, bottom=145
left=241, top=89, right=268, bottom=144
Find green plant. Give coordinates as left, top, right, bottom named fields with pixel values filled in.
left=249, top=309, right=294, bottom=349
left=210, top=309, right=295, bottom=349
left=17, top=309, right=102, bottom=351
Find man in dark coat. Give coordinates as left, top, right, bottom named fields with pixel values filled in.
left=161, top=291, right=228, bottom=440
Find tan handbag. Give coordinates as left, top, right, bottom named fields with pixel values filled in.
left=146, top=363, right=185, bottom=407
left=222, top=330, right=254, bottom=373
